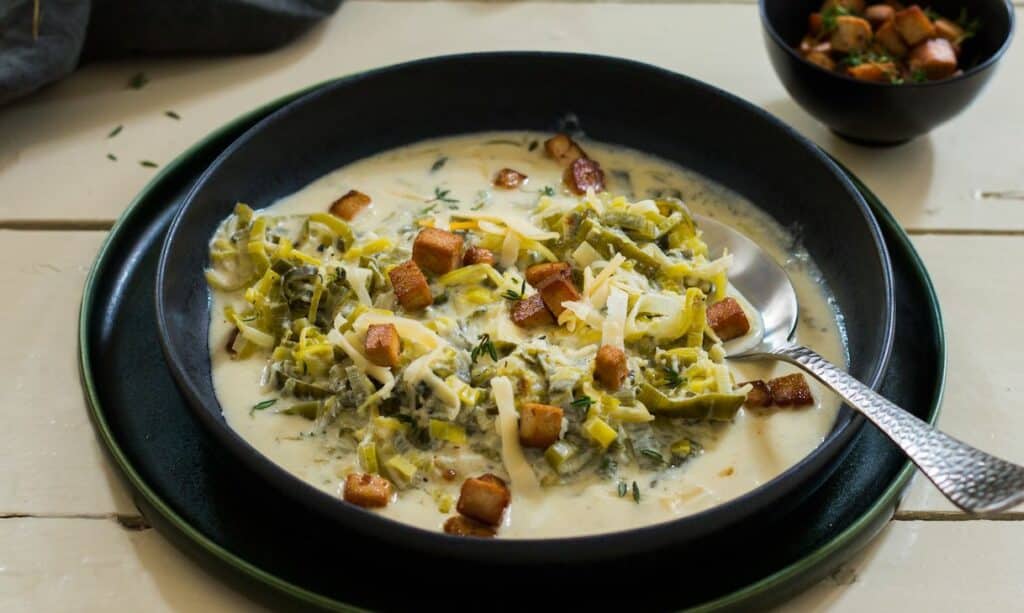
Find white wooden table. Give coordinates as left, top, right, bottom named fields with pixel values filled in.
left=2, top=1, right=1022, bottom=610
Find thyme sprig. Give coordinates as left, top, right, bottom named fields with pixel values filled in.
left=470, top=333, right=498, bottom=364
left=501, top=279, right=526, bottom=301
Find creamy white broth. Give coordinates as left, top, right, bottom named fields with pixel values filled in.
left=208, top=132, right=847, bottom=538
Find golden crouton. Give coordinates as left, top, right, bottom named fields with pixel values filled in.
left=741, top=380, right=773, bottom=407
left=805, top=50, right=837, bottom=71
left=894, top=5, right=936, bottom=46
left=909, top=38, right=958, bottom=79
left=519, top=402, right=564, bottom=448
left=457, top=474, right=511, bottom=526
left=525, top=261, right=571, bottom=287
left=846, top=61, right=898, bottom=82
left=443, top=515, right=496, bottom=538
left=864, top=4, right=895, bottom=28
left=389, top=260, right=433, bottom=312
left=537, top=275, right=581, bottom=317
left=564, top=158, right=606, bottom=195
left=544, top=133, right=587, bottom=167
left=510, top=294, right=555, bottom=328
left=594, top=345, right=628, bottom=391
left=707, top=297, right=750, bottom=341
left=462, top=246, right=495, bottom=266
left=768, top=374, right=815, bottom=407
left=413, top=227, right=464, bottom=275
left=343, top=473, right=392, bottom=508
left=329, top=190, right=371, bottom=221
left=875, top=21, right=909, bottom=57
left=933, top=17, right=964, bottom=45
left=830, top=16, right=873, bottom=53
left=493, top=167, right=528, bottom=189
left=364, top=323, right=401, bottom=368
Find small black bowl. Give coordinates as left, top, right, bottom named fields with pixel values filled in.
left=156, top=52, right=895, bottom=564
left=761, top=0, right=1015, bottom=145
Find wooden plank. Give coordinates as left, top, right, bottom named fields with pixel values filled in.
left=0, top=3, right=1019, bottom=230
left=0, top=231, right=134, bottom=515
left=780, top=519, right=1024, bottom=612
left=0, top=517, right=264, bottom=612
left=898, top=235, right=1024, bottom=512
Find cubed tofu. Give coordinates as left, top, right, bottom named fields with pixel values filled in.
left=519, top=402, right=564, bottom=448
left=389, top=260, right=433, bottom=311
left=594, top=345, right=628, bottom=391
left=894, top=5, right=936, bottom=46
left=343, top=473, right=393, bottom=508
left=808, top=12, right=825, bottom=37
left=494, top=167, right=528, bottom=189
left=805, top=50, right=837, bottom=71
left=741, top=380, right=773, bottom=407
left=846, top=61, right=898, bottom=82
left=413, top=227, right=464, bottom=275
left=830, top=16, right=873, bottom=53
left=706, top=297, right=750, bottom=341
left=865, top=4, right=895, bottom=28
left=875, top=20, right=909, bottom=56
left=364, top=323, right=401, bottom=368
left=537, top=275, right=581, bottom=316
left=564, top=158, right=606, bottom=195
left=525, top=261, right=571, bottom=287
left=329, top=190, right=371, bottom=221
left=443, top=515, right=496, bottom=538
left=768, top=373, right=815, bottom=407
left=821, top=0, right=865, bottom=13
left=457, top=474, right=511, bottom=526
left=462, top=246, right=495, bottom=266
left=544, top=133, right=588, bottom=167
left=510, top=294, right=555, bottom=328
left=909, top=38, right=958, bottom=79
left=933, top=17, right=965, bottom=44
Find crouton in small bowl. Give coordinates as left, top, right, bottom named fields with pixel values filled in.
left=760, top=0, right=1014, bottom=145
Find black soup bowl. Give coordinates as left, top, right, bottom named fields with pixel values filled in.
left=761, top=0, right=1015, bottom=145
left=157, top=52, right=894, bottom=564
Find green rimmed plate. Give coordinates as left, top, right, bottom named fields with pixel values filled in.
left=79, top=84, right=944, bottom=612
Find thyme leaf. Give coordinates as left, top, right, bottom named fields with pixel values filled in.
left=106, top=153, right=117, bottom=161
left=470, top=333, right=498, bottom=364
left=250, top=398, right=277, bottom=416
left=127, top=72, right=149, bottom=90
left=617, top=481, right=628, bottom=497
left=570, top=395, right=595, bottom=409
left=640, top=449, right=664, bottom=464
left=430, top=156, right=448, bottom=173
left=107, top=125, right=123, bottom=138
left=165, top=110, right=181, bottom=120
left=427, top=187, right=459, bottom=205
left=632, top=480, right=641, bottom=503
left=540, top=185, right=556, bottom=197
left=662, top=366, right=685, bottom=388
left=139, top=160, right=159, bottom=168
left=501, top=279, right=526, bottom=301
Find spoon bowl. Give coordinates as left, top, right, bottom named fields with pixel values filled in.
left=703, top=217, right=1024, bottom=514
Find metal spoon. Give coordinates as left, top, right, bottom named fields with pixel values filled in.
left=697, top=215, right=1024, bottom=514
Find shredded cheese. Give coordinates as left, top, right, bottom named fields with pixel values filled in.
left=352, top=312, right=444, bottom=351
left=343, top=265, right=373, bottom=306
left=451, top=211, right=559, bottom=241
left=500, top=230, right=521, bottom=268
left=602, top=287, right=628, bottom=349
left=491, top=377, right=541, bottom=497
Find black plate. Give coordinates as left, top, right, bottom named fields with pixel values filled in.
left=80, top=86, right=943, bottom=611
left=154, top=53, right=895, bottom=563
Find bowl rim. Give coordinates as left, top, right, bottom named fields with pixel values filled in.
left=154, top=51, right=895, bottom=561
left=758, top=0, right=1016, bottom=88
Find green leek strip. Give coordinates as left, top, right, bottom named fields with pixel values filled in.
left=233, top=202, right=255, bottom=225
left=308, top=212, right=354, bottom=249
left=579, top=218, right=662, bottom=276
left=437, top=263, right=503, bottom=287
left=602, top=212, right=659, bottom=241
left=282, top=401, right=320, bottom=420
left=685, top=288, right=707, bottom=348
left=358, top=442, right=379, bottom=473
left=386, top=455, right=418, bottom=481
left=637, top=384, right=744, bottom=421
left=544, top=440, right=577, bottom=470
left=583, top=416, right=618, bottom=449
left=671, top=439, right=693, bottom=456
left=225, top=307, right=275, bottom=348
left=308, top=279, right=324, bottom=322
left=428, top=419, right=468, bottom=445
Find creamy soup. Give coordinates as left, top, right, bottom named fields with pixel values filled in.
left=206, top=133, right=847, bottom=538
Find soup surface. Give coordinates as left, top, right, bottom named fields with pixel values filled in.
left=207, top=132, right=847, bottom=538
